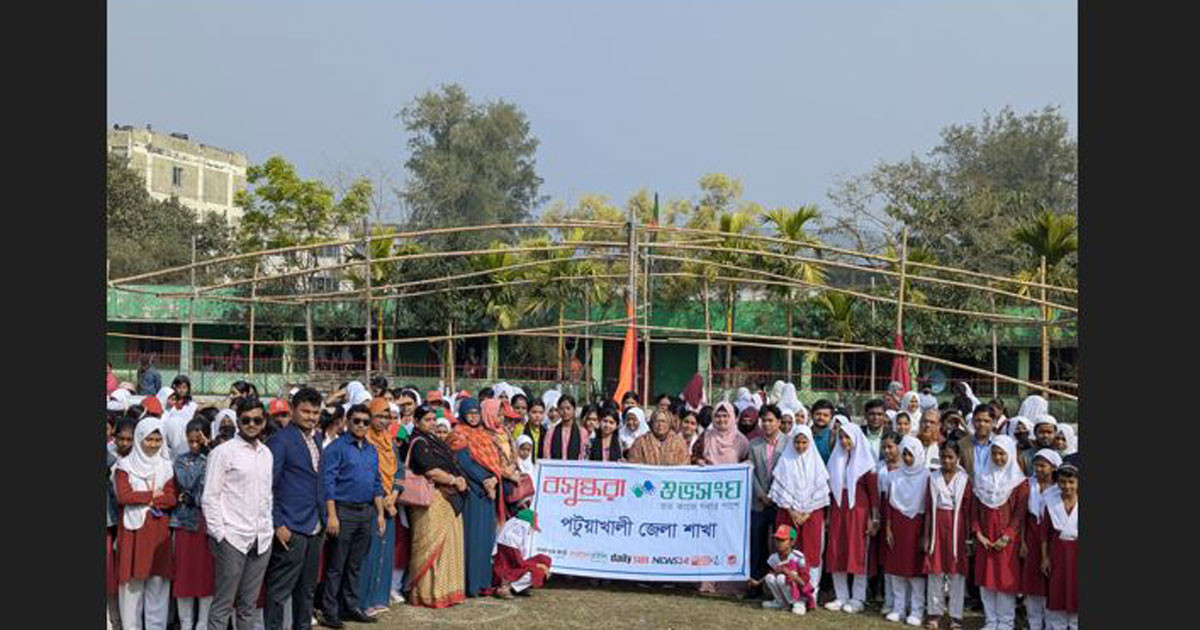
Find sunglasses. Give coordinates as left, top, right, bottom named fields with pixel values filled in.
left=238, top=416, right=266, bottom=426
left=351, top=417, right=372, bottom=427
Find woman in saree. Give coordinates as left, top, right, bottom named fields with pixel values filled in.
left=405, top=404, right=468, bottom=608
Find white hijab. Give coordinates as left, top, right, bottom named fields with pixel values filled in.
left=769, top=380, right=787, bottom=405
left=927, top=466, right=969, bottom=559
left=974, top=434, right=1025, bottom=509
left=1027, top=449, right=1063, bottom=522
left=343, top=381, right=371, bottom=412
left=888, top=436, right=930, bottom=519
left=113, top=417, right=174, bottom=530
left=900, top=391, right=922, bottom=416
left=541, top=389, right=562, bottom=417
left=515, top=434, right=535, bottom=475
left=211, top=408, right=236, bottom=440
left=155, top=386, right=173, bottom=410
left=619, top=407, right=649, bottom=450
left=768, top=425, right=830, bottom=513
left=1045, top=488, right=1078, bottom=541
left=1005, top=415, right=1034, bottom=438
left=827, top=421, right=876, bottom=509
left=1057, top=424, right=1078, bottom=455
left=777, top=383, right=804, bottom=420
left=733, top=387, right=756, bottom=415
left=1017, top=395, right=1049, bottom=421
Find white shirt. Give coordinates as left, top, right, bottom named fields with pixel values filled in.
left=924, top=440, right=941, bottom=471
left=162, top=403, right=197, bottom=460
left=202, top=432, right=274, bottom=555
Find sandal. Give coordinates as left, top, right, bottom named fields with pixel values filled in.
left=494, top=585, right=514, bottom=599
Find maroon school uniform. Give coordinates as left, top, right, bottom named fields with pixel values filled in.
left=114, top=470, right=178, bottom=583
left=106, top=529, right=119, bottom=595
left=924, top=477, right=972, bottom=576
left=972, top=482, right=1027, bottom=593
left=492, top=545, right=553, bottom=589
left=825, top=472, right=879, bottom=574
left=1042, top=505, right=1078, bottom=613
left=1019, top=481, right=1054, bottom=597
left=172, top=514, right=216, bottom=597
left=882, top=502, right=925, bottom=578
left=775, top=508, right=827, bottom=569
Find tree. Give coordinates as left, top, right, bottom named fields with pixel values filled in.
left=236, top=156, right=372, bottom=253
left=399, top=84, right=546, bottom=249
left=761, top=205, right=827, bottom=378
left=1011, top=210, right=1078, bottom=291
left=827, top=105, right=1077, bottom=277
left=107, top=154, right=233, bottom=284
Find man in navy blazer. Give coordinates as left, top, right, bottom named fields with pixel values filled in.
left=264, top=387, right=326, bottom=630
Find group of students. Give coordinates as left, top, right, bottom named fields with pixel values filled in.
left=105, top=376, right=556, bottom=630
left=106, top=371, right=1078, bottom=630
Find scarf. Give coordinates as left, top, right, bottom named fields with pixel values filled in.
left=701, top=401, right=750, bottom=464
left=1045, top=491, right=1078, bottom=541
left=481, top=398, right=503, bottom=431
left=1027, top=452, right=1061, bottom=523
left=1005, top=415, right=1034, bottom=438
left=927, top=467, right=969, bottom=559
left=448, top=399, right=506, bottom=523
left=737, top=407, right=760, bottom=437
left=768, top=425, right=830, bottom=512
left=1057, top=424, right=1078, bottom=455
left=974, top=434, right=1025, bottom=509
left=113, top=416, right=174, bottom=530
left=776, top=382, right=803, bottom=419
left=589, top=430, right=621, bottom=462
left=619, top=407, right=649, bottom=451
left=681, top=372, right=706, bottom=410
left=1018, top=395, right=1049, bottom=421
left=343, top=381, right=371, bottom=412
left=827, top=421, right=875, bottom=509
left=546, top=420, right=587, bottom=460
left=626, top=430, right=689, bottom=465
left=733, top=388, right=756, bottom=415
left=887, top=436, right=929, bottom=519
left=368, top=423, right=398, bottom=495
left=900, top=391, right=922, bottom=417
left=515, top=435, right=536, bottom=475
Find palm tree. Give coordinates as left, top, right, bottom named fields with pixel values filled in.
left=708, top=211, right=758, bottom=386
left=471, top=242, right=524, bottom=380
left=820, top=292, right=857, bottom=394
left=761, top=205, right=827, bottom=379
left=1011, top=210, right=1078, bottom=293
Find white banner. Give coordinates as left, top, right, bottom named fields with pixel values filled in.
left=530, top=460, right=752, bottom=581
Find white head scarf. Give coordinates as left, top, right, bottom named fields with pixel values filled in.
left=900, top=391, right=922, bottom=416
left=974, top=434, right=1025, bottom=509
left=211, top=409, right=236, bottom=441
left=109, top=388, right=132, bottom=412
left=1005, top=415, right=1034, bottom=438
left=1027, top=449, right=1063, bottom=522
left=1017, top=395, right=1049, bottom=421
left=919, top=392, right=938, bottom=412
left=769, top=381, right=787, bottom=405
left=541, top=389, right=562, bottom=415
left=1057, top=424, right=1078, bottom=455
left=1045, top=486, right=1078, bottom=541
left=888, top=436, right=930, bottom=519
left=777, top=383, right=803, bottom=419
left=515, top=434, right=535, bottom=475
left=827, top=421, right=876, bottom=509
left=1034, top=414, right=1058, bottom=430
left=435, top=417, right=452, bottom=432
left=343, top=381, right=371, bottom=412
left=156, top=386, right=173, bottom=410
left=733, top=388, right=756, bottom=415
left=388, top=402, right=400, bottom=417
left=113, top=416, right=174, bottom=530
left=619, top=407, right=649, bottom=450
left=768, top=425, right=831, bottom=512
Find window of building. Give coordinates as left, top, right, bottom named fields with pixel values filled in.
left=171, top=166, right=184, bottom=187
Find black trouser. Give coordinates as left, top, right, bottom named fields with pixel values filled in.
left=265, top=528, right=325, bottom=630
left=750, top=506, right=778, bottom=581
left=321, top=503, right=373, bottom=621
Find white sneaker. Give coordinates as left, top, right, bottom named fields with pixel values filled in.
left=825, top=599, right=845, bottom=611
left=886, top=612, right=903, bottom=622
left=842, top=602, right=858, bottom=614
left=762, top=600, right=784, bottom=610
left=905, top=616, right=922, bottom=626
left=390, top=591, right=405, bottom=605
left=792, top=602, right=807, bottom=615
left=881, top=606, right=894, bottom=617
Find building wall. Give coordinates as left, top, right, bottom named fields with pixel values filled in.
left=107, top=126, right=248, bottom=221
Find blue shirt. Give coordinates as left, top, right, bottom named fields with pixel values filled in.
left=813, top=425, right=834, bottom=464
left=973, top=435, right=993, bottom=470
left=321, top=432, right=383, bottom=504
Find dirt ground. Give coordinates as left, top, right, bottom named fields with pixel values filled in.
left=364, top=578, right=991, bottom=630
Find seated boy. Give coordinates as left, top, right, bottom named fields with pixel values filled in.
left=749, top=525, right=815, bottom=615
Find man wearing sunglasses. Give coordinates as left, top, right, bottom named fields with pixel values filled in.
left=318, top=404, right=385, bottom=628
left=203, top=396, right=275, bottom=630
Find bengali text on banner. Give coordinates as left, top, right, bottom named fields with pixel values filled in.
left=530, top=460, right=752, bottom=581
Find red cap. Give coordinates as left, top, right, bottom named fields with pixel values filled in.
left=773, top=524, right=796, bottom=540
left=141, top=396, right=163, bottom=417
left=268, top=399, right=290, bottom=416
left=426, top=391, right=444, bottom=403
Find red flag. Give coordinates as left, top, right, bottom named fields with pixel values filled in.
left=613, top=300, right=637, bottom=404
left=890, top=332, right=911, bottom=392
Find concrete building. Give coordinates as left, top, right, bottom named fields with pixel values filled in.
left=107, top=124, right=249, bottom=221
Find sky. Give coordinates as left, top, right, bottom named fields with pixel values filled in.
left=107, top=0, right=1077, bottom=223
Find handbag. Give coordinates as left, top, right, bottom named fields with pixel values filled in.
left=396, top=437, right=435, bottom=507
left=507, top=473, right=535, bottom=503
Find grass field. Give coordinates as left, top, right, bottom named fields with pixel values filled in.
left=362, top=579, right=991, bottom=630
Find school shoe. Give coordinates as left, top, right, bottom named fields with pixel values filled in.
left=791, top=602, right=807, bottom=615
left=843, top=601, right=865, bottom=614
left=825, top=599, right=846, bottom=611
left=886, top=611, right=903, bottom=622
left=342, top=609, right=377, bottom=624
left=761, top=599, right=784, bottom=610
left=906, top=616, right=923, bottom=626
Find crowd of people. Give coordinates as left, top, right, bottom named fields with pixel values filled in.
left=105, top=369, right=1078, bottom=630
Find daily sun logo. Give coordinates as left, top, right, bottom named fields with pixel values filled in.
left=629, top=480, right=656, bottom=498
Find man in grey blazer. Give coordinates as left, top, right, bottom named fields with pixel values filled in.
left=748, top=403, right=788, bottom=591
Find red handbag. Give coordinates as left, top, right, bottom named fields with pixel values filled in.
left=397, top=437, right=435, bottom=508
left=508, top=474, right=535, bottom=502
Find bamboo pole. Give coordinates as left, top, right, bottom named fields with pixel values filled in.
left=447, top=319, right=456, bottom=395
left=896, top=228, right=908, bottom=342
left=1041, top=255, right=1049, bottom=396
left=305, top=300, right=316, bottom=374
left=363, top=219, right=372, bottom=383
left=627, top=204, right=638, bottom=398
left=186, top=236, right=196, bottom=375
left=870, top=352, right=877, bottom=397
left=642, top=223, right=652, bottom=401
left=248, top=261, right=258, bottom=377
left=703, top=276, right=712, bottom=398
